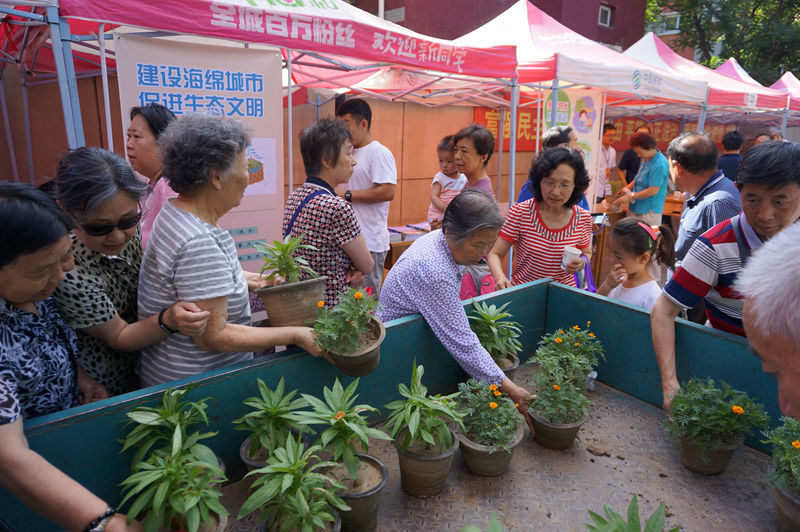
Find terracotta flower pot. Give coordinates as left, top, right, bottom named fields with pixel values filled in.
left=394, top=427, right=458, bottom=498
left=159, top=512, right=227, bottom=532
left=774, top=484, right=800, bottom=532
left=679, top=434, right=744, bottom=475
left=256, top=276, right=328, bottom=327
left=497, top=354, right=520, bottom=382
left=528, top=409, right=588, bottom=450
left=332, top=453, right=388, bottom=532
left=239, top=437, right=270, bottom=471
left=457, top=421, right=525, bottom=476
left=259, top=510, right=341, bottom=532
left=328, top=318, right=385, bottom=377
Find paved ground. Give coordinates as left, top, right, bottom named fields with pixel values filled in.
left=221, top=370, right=776, bottom=532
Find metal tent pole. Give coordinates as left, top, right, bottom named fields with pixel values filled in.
left=550, top=79, right=559, bottom=126
left=781, top=95, right=790, bottom=137
left=20, top=78, right=34, bottom=184
left=593, top=89, right=608, bottom=212
left=287, top=49, right=293, bottom=192
left=46, top=5, right=83, bottom=149
left=696, top=87, right=710, bottom=133
left=496, top=107, right=504, bottom=198
left=0, top=80, right=20, bottom=181
left=506, top=80, right=519, bottom=280
left=98, top=23, right=113, bottom=151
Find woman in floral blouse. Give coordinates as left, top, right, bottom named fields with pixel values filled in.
left=0, top=182, right=140, bottom=531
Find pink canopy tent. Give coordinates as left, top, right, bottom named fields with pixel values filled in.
left=455, top=1, right=708, bottom=109
left=714, top=57, right=762, bottom=87
left=770, top=71, right=800, bottom=113
left=625, top=33, right=790, bottom=113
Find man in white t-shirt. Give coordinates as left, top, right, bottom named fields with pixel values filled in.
left=336, top=98, right=398, bottom=296
left=596, top=122, right=618, bottom=204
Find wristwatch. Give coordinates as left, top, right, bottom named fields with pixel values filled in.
left=158, top=308, right=177, bottom=334
left=344, top=190, right=352, bottom=202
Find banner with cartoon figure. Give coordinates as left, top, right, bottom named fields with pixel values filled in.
left=543, top=88, right=603, bottom=205
left=115, top=34, right=283, bottom=271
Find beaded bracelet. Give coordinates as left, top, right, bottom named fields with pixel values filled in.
left=84, top=507, right=117, bottom=532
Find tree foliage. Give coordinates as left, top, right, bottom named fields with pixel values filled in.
left=646, top=0, right=800, bottom=85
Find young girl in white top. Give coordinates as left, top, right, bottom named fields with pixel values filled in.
left=597, top=218, right=676, bottom=310
left=428, top=135, right=468, bottom=223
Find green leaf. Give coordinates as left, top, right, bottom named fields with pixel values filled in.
left=408, top=409, right=420, bottom=437
left=626, top=495, right=641, bottom=531
left=643, top=503, right=666, bottom=532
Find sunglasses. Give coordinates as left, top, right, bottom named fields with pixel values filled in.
left=80, top=212, right=142, bottom=236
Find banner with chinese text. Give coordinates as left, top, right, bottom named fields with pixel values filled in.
left=115, top=34, right=283, bottom=271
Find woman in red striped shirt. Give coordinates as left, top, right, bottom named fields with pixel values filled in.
left=488, top=147, right=592, bottom=289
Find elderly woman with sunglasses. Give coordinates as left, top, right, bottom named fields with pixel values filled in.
left=51, top=147, right=210, bottom=397
left=137, top=114, right=326, bottom=388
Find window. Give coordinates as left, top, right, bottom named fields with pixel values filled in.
left=663, top=13, right=680, bottom=32
left=598, top=5, right=614, bottom=28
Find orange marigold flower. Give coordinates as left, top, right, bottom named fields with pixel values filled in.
left=489, top=402, right=498, bottom=409
left=354, top=291, right=363, bottom=299
left=589, top=333, right=596, bottom=338
left=333, top=411, right=345, bottom=421
left=493, top=390, right=502, bottom=396
left=731, top=405, right=744, bottom=415
left=573, top=325, right=580, bottom=330
left=587, top=321, right=591, bottom=326
left=317, top=300, right=325, bottom=308
left=554, top=338, right=563, bottom=344
left=574, top=342, right=580, bottom=347
left=553, top=384, right=561, bottom=390
left=559, top=329, right=565, bottom=334
left=489, top=384, right=498, bottom=391
left=793, top=440, right=800, bottom=450
left=515, top=403, right=519, bottom=407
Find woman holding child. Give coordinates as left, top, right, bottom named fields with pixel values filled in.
left=488, top=147, right=593, bottom=289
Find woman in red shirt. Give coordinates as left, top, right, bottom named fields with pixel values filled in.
left=488, top=147, right=592, bottom=289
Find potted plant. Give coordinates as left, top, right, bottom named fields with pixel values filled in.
left=312, top=287, right=385, bottom=377
left=254, top=234, right=328, bottom=327
left=663, top=377, right=769, bottom=475
left=292, top=378, right=391, bottom=532
left=233, top=377, right=314, bottom=470
left=586, top=494, right=681, bottom=532
left=454, top=378, right=524, bottom=476
left=119, top=388, right=228, bottom=532
left=527, top=380, right=592, bottom=450
left=468, top=300, right=523, bottom=378
left=763, top=416, right=800, bottom=531
left=238, top=434, right=349, bottom=532
left=384, top=363, right=465, bottom=498
left=528, top=323, right=605, bottom=388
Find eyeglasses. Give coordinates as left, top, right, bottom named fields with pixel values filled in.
left=80, top=213, right=142, bottom=236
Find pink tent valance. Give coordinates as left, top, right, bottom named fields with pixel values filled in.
left=58, top=0, right=518, bottom=80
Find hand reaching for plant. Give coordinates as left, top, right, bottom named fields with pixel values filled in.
left=106, top=514, right=143, bottom=532
left=166, top=301, right=211, bottom=337
left=501, top=378, right=536, bottom=435
left=662, top=378, right=681, bottom=412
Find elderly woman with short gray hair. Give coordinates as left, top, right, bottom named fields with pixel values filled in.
left=379, top=189, right=533, bottom=425
left=138, top=114, right=326, bottom=388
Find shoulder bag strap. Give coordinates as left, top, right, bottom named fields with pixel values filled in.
left=284, top=189, right=328, bottom=237
left=729, top=214, right=751, bottom=266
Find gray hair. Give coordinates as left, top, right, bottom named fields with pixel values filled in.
left=55, top=146, right=147, bottom=219
left=159, top=114, right=250, bottom=194
left=735, top=222, right=800, bottom=348
left=442, top=189, right=503, bottom=244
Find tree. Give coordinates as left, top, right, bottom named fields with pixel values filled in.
left=646, top=0, right=800, bottom=85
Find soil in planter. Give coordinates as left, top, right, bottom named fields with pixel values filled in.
left=333, top=328, right=380, bottom=356
left=328, top=460, right=384, bottom=495
left=497, top=356, right=516, bottom=369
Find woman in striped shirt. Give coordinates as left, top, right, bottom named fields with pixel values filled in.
left=488, top=147, right=593, bottom=289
